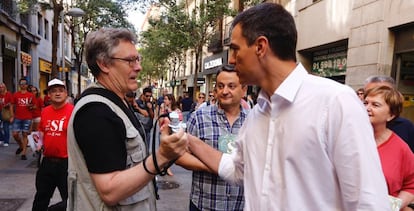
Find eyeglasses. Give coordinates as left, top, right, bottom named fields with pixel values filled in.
left=209, top=95, right=214, bottom=97
left=19, top=82, right=27, bottom=85
left=145, top=95, right=152, bottom=98
left=110, top=55, right=142, bottom=66
left=357, top=92, right=364, bottom=95
left=199, top=96, right=205, bottom=99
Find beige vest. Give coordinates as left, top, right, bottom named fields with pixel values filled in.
left=67, top=88, right=156, bottom=211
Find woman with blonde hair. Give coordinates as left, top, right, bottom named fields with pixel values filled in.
left=0, top=82, right=13, bottom=146
left=364, top=85, right=414, bottom=210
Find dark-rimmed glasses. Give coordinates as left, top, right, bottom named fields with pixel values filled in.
left=110, top=55, right=143, bottom=66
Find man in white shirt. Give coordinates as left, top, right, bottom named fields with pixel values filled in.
left=161, top=2, right=391, bottom=211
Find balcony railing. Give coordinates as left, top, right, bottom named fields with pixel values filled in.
left=20, top=13, right=31, bottom=31
left=0, top=0, right=16, bottom=20
left=208, top=32, right=223, bottom=53
left=223, top=20, right=232, bottom=46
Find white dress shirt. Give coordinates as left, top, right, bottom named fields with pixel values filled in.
left=218, top=64, right=391, bottom=211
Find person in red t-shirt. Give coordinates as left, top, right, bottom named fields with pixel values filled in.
left=364, top=85, right=414, bottom=209
left=0, top=82, right=13, bottom=146
left=32, top=78, right=74, bottom=210
left=30, top=86, right=44, bottom=132
left=12, top=78, right=35, bottom=160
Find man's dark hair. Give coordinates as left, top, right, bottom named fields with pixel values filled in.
left=216, top=64, right=236, bottom=78
left=143, top=87, right=152, bottom=94
left=231, top=2, right=297, bottom=62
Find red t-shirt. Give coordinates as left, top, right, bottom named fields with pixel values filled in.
left=0, top=91, right=13, bottom=110
left=32, top=97, right=44, bottom=118
left=43, top=95, right=50, bottom=106
left=377, top=132, right=414, bottom=197
left=39, top=103, right=74, bottom=158
left=13, top=91, right=35, bottom=120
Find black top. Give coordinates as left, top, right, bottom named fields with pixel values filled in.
left=181, top=97, right=193, bottom=112
left=74, top=103, right=126, bottom=173
left=73, top=88, right=145, bottom=173
left=387, top=117, right=414, bottom=152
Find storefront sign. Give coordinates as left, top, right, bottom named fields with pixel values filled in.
left=204, top=58, right=222, bottom=69
left=59, top=67, right=69, bottom=72
left=39, top=59, right=52, bottom=73
left=197, top=78, right=205, bottom=85
left=312, top=46, right=347, bottom=77
left=2, top=38, right=17, bottom=57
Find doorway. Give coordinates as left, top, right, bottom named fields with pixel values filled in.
left=395, top=52, right=414, bottom=122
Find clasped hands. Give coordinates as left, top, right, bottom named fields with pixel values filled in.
left=156, top=118, right=192, bottom=167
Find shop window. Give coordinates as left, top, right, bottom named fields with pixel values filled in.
left=396, top=52, right=414, bottom=122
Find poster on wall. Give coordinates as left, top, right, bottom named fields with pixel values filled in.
left=312, top=45, right=347, bottom=77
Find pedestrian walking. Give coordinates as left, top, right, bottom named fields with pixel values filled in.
left=32, top=78, right=74, bottom=211
left=12, top=78, right=35, bottom=160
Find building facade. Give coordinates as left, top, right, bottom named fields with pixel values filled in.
left=142, top=0, right=413, bottom=121
left=291, top=0, right=414, bottom=121
left=0, top=0, right=88, bottom=97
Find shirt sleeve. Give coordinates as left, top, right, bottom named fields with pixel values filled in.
left=218, top=113, right=248, bottom=186
left=74, top=102, right=127, bottom=173
left=327, top=87, right=390, bottom=210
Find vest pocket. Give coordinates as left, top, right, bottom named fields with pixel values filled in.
left=119, top=124, right=150, bottom=205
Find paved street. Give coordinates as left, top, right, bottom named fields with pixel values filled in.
left=0, top=142, right=192, bottom=211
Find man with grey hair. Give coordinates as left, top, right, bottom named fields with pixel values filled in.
left=67, top=27, right=187, bottom=210
left=364, top=75, right=414, bottom=152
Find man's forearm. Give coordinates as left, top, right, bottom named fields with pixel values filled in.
left=188, top=134, right=222, bottom=174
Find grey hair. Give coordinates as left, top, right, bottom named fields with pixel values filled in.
left=364, top=75, right=396, bottom=87
left=84, top=27, right=137, bottom=77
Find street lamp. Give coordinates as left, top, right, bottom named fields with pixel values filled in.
left=60, top=7, right=85, bottom=86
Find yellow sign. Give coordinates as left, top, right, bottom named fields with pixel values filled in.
left=59, top=67, right=69, bottom=72
left=403, top=95, right=414, bottom=107
left=39, top=59, right=52, bottom=73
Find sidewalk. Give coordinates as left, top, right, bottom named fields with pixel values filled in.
left=0, top=142, right=191, bottom=211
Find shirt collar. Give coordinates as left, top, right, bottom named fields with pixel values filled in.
left=216, top=104, right=248, bottom=118
left=257, top=63, right=308, bottom=108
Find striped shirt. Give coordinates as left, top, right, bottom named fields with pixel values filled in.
left=187, top=104, right=247, bottom=210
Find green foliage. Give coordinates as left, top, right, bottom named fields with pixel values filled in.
left=16, top=0, right=51, bottom=14
left=243, top=0, right=263, bottom=7
left=76, top=0, right=134, bottom=32
left=139, top=0, right=235, bottom=84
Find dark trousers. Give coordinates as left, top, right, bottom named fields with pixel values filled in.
left=32, top=157, right=68, bottom=211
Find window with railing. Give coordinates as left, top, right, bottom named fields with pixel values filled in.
left=223, top=20, right=232, bottom=46
left=0, top=0, right=16, bottom=20
left=208, top=31, right=223, bottom=53
left=44, top=19, right=49, bottom=40
left=20, top=13, right=30, bottom=31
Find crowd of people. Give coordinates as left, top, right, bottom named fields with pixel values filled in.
left=0, top=2, right=414, bottom=211
left=0, top=78, right=75, bottom=210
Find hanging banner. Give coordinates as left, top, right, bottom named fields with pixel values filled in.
left=21, top=52, right=32, bottom=65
